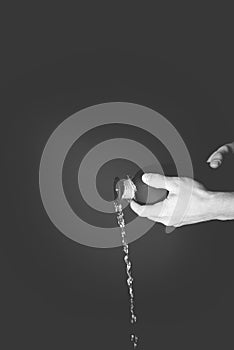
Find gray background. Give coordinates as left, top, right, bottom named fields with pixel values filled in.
left=1, top=3, right=234, bottom=349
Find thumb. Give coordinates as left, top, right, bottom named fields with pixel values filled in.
left=142, top=173, right=175, bottom=192
left=130, top=200, right=145, bottom=216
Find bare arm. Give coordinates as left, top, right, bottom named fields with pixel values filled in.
left=209, top=191, right=234, bottom=221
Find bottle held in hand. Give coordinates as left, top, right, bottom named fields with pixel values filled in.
left=115, top=169, right=168, bottom=205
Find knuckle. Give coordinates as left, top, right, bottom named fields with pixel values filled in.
left=171, top=177, right=180, bottom=189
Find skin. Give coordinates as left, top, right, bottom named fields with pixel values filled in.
left=130, top=141, right=234, bottom=227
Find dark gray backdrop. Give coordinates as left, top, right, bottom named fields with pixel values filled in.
left=1, top=3, right=234, bottom=349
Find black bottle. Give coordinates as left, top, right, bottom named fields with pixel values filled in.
left=115, top=168, right=168, bottom=205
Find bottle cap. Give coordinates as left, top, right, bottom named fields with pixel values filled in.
left=115, top=176, right=137, bottom=201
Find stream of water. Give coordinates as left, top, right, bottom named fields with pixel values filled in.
left=114, top=200, right=139, bottom=349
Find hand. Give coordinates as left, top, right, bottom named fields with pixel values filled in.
left=207, top=141, right=234, bottom=168
left=130, top=173, right=234, bottom=227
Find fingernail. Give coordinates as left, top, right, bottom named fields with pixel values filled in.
left=130, top=200, right=139, bottom=213
left=210, top=160, right=221, bottom=168
left=142, top=173, right=149, bottom=183
left=130, top=200, right=136, bottom=212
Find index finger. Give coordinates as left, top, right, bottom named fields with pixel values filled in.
left=142, top=173, right=177, bottom=192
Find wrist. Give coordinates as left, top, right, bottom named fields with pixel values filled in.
left=208, top=191, right=234, bottom=221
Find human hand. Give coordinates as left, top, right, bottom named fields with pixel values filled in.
left=207, top=141, right=234, bottom=168
left=130, top=173, right=230, bottom=227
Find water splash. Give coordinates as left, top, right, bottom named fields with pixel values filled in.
left=114, top=200, right=139, bottom=349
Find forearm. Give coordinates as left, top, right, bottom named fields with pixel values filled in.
left=208, top=192, right=234, bottom=221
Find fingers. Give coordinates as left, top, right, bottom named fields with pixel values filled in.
left=130, top=200, right=164, bottom=218
left=206, top=143, right=234, bottom=168
left=206, top=146, right=227, bottom=168
left=142, top=173, right=177, bottom=192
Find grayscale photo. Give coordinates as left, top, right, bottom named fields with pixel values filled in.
left=1, top=2, right=234, bottom=349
